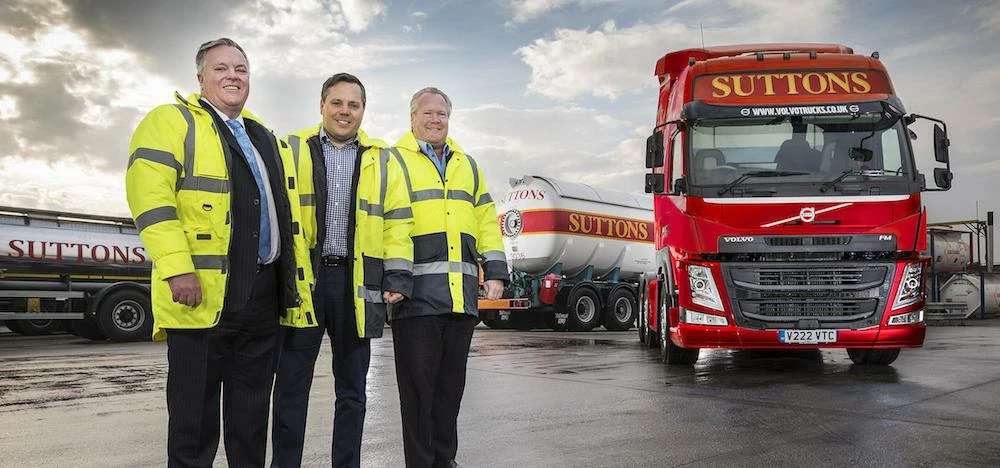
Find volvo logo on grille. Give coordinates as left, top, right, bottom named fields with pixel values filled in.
left=799, top=207, right=816, bottom=223
left=722, top=236, right=754, bottom=243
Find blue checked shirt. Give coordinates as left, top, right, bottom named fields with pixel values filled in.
left=321, top=128, right=359, bottom=257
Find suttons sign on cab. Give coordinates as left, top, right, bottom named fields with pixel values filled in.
left=694, top=70, right=892, bottom=102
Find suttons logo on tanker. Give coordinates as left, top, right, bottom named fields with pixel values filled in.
left=506, top=209, right=653, bottom=243
left=6, top=240, right=148, bottom=265
left=569, top=213, right=650, bottom=241
left=695, top=71, right=890, bottom=100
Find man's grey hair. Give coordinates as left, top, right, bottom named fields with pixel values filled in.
left=195, top=38, right=248, bottom=74
left=410, top=87, right=452, bottom=115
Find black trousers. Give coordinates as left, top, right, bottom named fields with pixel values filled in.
left=165, top=263, right=280, bottom=468
left=392, top=314, right=477, bottom=468
left=271, top=264, right=371, bottom=468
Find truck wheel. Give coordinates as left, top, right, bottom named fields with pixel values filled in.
left=637, top=285, right=647, bottom=344
left=659, top=300, right=698, bottom=365
left=8, top=319, right=61, bottom=336
left=565, top=288, right=601, bottom=331
left=604, top=288, right=636, bottom=331
left=97, top=290, right=153, bottom=342
left=847, top=348, right=900, bottom=365
left=69, top=318, right=107, bottom=341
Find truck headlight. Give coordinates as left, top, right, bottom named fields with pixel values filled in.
left=891, top=263, right=923, bottom=311
left=688, top=265, right=724, bottom=311
left=888, top=309, right=923, bottom=325
left=681, top=308, right=729, bottom=326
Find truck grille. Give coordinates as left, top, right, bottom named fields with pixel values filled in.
left=722, top=262, right=893, bottom=329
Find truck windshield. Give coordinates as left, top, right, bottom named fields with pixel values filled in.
left=688, top=112, right=914, bottom=196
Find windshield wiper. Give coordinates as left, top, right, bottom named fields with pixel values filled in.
left=717, top=170, right=808, bottom=196
left=818, top=169, right=887, bottom=193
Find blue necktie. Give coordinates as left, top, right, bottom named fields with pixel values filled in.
left=226, top=119, right=271, bottom=263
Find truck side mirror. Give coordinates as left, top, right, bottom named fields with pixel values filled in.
left=934, top=167, right=952, bottom=191
left=672, top=178, right=686, bottom=195
left=933, top=124, right=949, bottom=163
left=645, top=173, right=664, bottom=193
left=645, top=131, right=664, bottom=168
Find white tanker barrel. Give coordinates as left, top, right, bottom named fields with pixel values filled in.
left=939, top=273, right=1000, bottom=317
left=0, top=208, right=150, bottom=284
left=494, top=175, right=655, bottom=280
left=927, top=230, right=972, bottom=273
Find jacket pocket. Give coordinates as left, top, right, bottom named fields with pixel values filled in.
left=362, top=255, right=384, bottom=288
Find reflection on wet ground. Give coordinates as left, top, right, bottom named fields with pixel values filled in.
left=2, top=321, right=1000, bottom=467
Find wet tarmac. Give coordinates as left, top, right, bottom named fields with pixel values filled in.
left=2, top=320, right=1000, bottom=467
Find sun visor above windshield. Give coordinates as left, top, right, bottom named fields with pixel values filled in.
left=683, top=98, right=906, bottom=121
left=692, top=69, right=893, bottom=106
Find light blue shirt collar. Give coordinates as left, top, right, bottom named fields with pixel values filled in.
left=416, top=139, right=449, bottom=180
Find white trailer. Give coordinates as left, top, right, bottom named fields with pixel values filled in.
left=480, top=175, right=654, bottom=331
left=0, top=206, right=152, bottom=341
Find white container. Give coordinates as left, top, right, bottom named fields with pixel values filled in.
left=494, top=175, right=655, bottom=279
left=0, top=210, right=148, bottom=279
left=927, top=230, right=971, bottom=273
left=938, top=273, right=1000, bottom=316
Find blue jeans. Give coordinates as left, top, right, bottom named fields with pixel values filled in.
left=271, top=264, right=371, bottom=468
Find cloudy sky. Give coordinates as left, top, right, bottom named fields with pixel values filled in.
left=1, top=0, right=998, bottom=241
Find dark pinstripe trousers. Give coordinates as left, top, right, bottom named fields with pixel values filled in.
left=165, top=263, right=281, bottom=468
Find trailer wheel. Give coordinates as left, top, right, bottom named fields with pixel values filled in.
left=97, top=290, right=153, bottom=342
left=565, top=287, right=601, bottom=332
left=659, top=295, right=698, bottom=365
left=7, top=319, right=61, bottom=336
left=846, top=348, right=900, bottom=365
left=604, top=288, right=636, bottom=331
left=69, top=318, right=107, bottom=341
left=4, top=320, right=23, bottom=334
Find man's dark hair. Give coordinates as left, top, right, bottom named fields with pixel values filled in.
left=321, top=73, right=366, bottom=106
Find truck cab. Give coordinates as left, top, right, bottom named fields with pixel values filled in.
left=640, top=44, right=953, bottom=365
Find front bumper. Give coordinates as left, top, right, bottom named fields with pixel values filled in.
left=672, top=321, right=926, bottom=349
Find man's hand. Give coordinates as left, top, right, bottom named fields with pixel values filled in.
left=483, top=279, right=504, bottom=300
left=167, top=273, right=203, bottom=307
left=383, top=291, right=405, bottom=304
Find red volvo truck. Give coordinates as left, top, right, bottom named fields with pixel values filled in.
left=640, top=44, right=953, bottom=365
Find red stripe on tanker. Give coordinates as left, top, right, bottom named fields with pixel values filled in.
left=495, top=175, right=654, bottom=280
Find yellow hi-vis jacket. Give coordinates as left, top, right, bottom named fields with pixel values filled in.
left=125, top=92, right=315, bottom=341
left=390, top=131, right=508, bottom=319
left=286, top=124, right=414, bottom=338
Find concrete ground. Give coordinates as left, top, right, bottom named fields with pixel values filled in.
left=1, top=320, right=999, bottom=467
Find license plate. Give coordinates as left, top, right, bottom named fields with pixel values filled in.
left=778, top=329, right=837, bottom=344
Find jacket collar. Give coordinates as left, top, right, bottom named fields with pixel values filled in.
left=395, top=131, right=463, bottom=154
left=175, top=91, right=269, bottom=131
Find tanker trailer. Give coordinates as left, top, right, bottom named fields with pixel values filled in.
left=479, top=175, right=655, bottom=331
left=0, top=206, right=152, bottom=341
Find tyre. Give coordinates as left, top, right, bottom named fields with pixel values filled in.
left=565, top=287, right=601, bottom=332
left=604, top=288, right=636, bottom=331
left=637, top=283, right=647, bottom=344
left=659, top=289, right=698, bottom=365
left=8, top=319, right=61, bottom=336
left=97, top=289, right=153, bottom=342
left=847, top=348, right=900, bottom=365
left=69, top=318, right=107, bottom=340
left=4, top=320, right=23, bottom=334
left=482, top=318, right=508, bottom=329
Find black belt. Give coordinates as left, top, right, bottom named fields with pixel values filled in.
left=321, top=255, right=349, bottom=266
